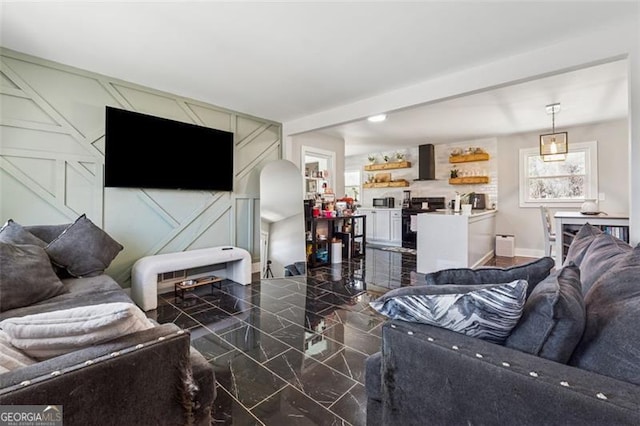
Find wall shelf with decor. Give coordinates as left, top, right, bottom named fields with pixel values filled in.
left=363, top=180, right=410, bottom=189
left=364, top=161, right=411, bottom=171
left=449, top=153, right=489, bottom=163
left=449, top=176, right=489, bottom=185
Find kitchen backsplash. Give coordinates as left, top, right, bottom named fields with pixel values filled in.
left=345, top=138, right=498, bottom=209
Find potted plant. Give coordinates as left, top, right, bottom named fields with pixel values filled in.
left=395, top=152, right=405, bottom=162
left=367, top=155, right=377, bottom=164
left=450, top=167, right=459, bottom=178
left=383, top=154, right=390, bottom=163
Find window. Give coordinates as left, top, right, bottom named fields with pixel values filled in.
left=344, top=170, right=361, bottom=201
left=519, top=141, right=598, bottom=207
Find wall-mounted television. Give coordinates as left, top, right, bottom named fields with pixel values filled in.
left=104, top=106, right=234, bottom=191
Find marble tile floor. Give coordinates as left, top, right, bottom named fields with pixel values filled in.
left=150, top=247, right=536, bottom=425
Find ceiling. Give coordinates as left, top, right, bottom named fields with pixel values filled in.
left=0, top=2, right=635, bottom=155
left=324, top=59, right=629, bottom=156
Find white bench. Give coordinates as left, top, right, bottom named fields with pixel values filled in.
left=131, top=246, right=252, bottom=311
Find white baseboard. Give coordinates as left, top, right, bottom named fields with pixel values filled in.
left=472, top=250, right=495, bottom=268
left=515, top=248, right=546, bottom=258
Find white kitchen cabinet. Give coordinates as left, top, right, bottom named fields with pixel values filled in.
left=390, top=210, right=402, bottom=245
left=357, top=208, right=400, bottom=246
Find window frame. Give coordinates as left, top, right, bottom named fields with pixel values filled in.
left=519, top=140, right=598, bottom=208
left=344, top=169, right=362, bottom=200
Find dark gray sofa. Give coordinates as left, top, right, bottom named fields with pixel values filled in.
left=366, top=224, right=640, bottom=425
left=0, top=220, right=216, bottom=425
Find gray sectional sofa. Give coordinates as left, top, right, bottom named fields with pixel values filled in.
left=366, top=223, right=640, bottom=425
left=0, top=218, right=216, bottom=425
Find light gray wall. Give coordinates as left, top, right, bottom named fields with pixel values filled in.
left=0, top=48, right=281, bottom=287
left=497, top=118, right=629, bottom=256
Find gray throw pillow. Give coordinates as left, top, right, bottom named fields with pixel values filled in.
left=505, top=263, right=585, bottom=363
left=569, top=244, right=640, bottom=386
left=563, top=223, right=602, bottom=267
left=45, top=214, right=124, bottom=278
left=0, top=220, right=47, bottom=247
left=578, top=232, right=632, bottom=295
left=0, top=243, right=67, bottom=312
left=424, top=256, right=554, bottom=297
left=369, top=280, right=528, bottom=344
left=25, top=223, right=72, bottom=244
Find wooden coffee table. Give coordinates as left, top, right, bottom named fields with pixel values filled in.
left=174, top=276, right=223, bottom=300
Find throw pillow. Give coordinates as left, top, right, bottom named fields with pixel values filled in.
left=563, top=223, right=602, bottom=267
left=424, top=257, right=554, bottom=297
left=45, top=214, right=124, bottom=277
left=505, top=263, right=585, bottom=363
left=578, top=232, right=632, bottom=295
left=25, top=223, right=72, bottom=244
left=369, top=280, right=528, bottom=344
left=0, top=243, right=67, bottom=312
left=569, top=244, right=640, bottom=386
left=0, top=219, right=47, bottom=247
left=0, top=302, right=154, bottom=360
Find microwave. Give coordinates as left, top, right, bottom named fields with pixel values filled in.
left=373, top=197, right=395, bottom=208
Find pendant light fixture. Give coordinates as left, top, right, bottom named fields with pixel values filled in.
left=540, top=103, right=568, bottom=159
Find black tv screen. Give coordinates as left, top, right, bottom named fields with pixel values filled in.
left=104, top=106, right=234, bottom=191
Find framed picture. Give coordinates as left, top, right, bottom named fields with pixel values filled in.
left=540, top=132, right=568, bottom=156
left=306, top=178, right=317, bottom=193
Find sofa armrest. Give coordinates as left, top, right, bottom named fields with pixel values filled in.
left=0, top=324, right=213, bottom=426
left=379, top=320, right=640, bottom=426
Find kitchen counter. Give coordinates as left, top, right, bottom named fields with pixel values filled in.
left=416, top=209, right=497, bottom=274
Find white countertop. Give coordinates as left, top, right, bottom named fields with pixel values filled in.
left=426, top=209, right=497, bottom=218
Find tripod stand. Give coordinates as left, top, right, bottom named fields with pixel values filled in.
left=264, top=260, right=274, bottom=278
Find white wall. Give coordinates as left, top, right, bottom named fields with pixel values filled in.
left=497, top=119, right=629, bottom=256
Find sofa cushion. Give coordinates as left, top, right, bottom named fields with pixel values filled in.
left=45, top=214, right=124, bottom=277
left=369, top=280, right=527, bottom=344
left=0, top=242, right=67, bottom=312
left=424, top=256, right=553, bottom=297
left=563, top=223, right=602, bottom=267
left=0, top=219, right=47, bottom=247
left=569, top=244, right=640, bottom=386
left=505, top=263, right=584, bottom=363
left=578, top=232, right=632, bottom=295
left=0, top=302, right=154, bottom=360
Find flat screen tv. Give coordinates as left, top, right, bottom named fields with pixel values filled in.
left=104, top=106, right=234, bottom=191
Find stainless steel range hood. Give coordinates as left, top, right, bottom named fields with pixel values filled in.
left=414, top=144, right=436, bottom=181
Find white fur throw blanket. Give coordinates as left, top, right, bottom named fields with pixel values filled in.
left=0, top=302, right=154, bottom=360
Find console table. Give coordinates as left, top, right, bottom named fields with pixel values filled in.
left=131, top=246, right=252, bottom=311
left=554, top=211, right=629, bottom=268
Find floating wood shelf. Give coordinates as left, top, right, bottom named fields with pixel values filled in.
left=363, top=179, right=410, bottom=189
left=364, top=161, right=411, bottom=171
left=449, top=153, right=489, bottom=163
left=449, top=176, right=489, bottom=185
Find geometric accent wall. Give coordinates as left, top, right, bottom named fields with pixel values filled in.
left=0, top=48, right=281, bottom=287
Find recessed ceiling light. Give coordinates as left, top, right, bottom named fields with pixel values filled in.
left=367, top=114, right=387, bottom=123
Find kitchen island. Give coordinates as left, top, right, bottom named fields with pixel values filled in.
left=416, top=210, right=497, bottom=274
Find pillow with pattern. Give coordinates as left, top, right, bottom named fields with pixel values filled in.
left=369, top=280, right=528, bottom=344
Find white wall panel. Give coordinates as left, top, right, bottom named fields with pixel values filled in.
left=0, top=48, right=281, bottom=288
